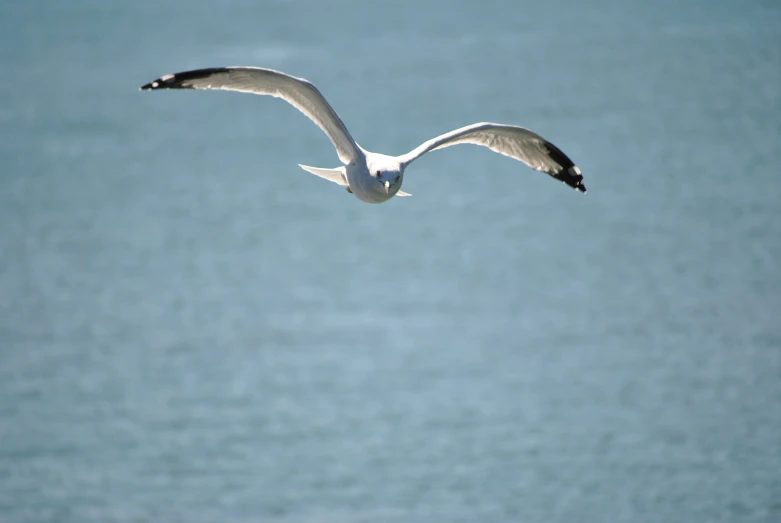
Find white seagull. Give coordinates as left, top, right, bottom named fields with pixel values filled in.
left=140, top=66, right=586, bottom=203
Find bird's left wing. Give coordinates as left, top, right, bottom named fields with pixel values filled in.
left=140, top=67, right=363, bottom=164
left=398, top=122, right=586, bottom=192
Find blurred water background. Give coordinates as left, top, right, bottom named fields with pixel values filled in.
left=1, top=0, right=780, bottom=521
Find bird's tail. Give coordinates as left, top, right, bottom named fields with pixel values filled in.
left=298, top=164, right=348, bottom=186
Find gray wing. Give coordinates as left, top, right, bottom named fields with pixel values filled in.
left=399, top=122, right=586, bottom=192
left=140, top=67, right=362, bottom=164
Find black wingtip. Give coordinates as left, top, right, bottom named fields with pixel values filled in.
left=139, top=68, right=231, bottom=92
left=139, top=74, right=174, bottom=91
left=541, top=140, right=586, bottom=194
left=139, top=80, right=161, bottom=91
left=561, top=165, right=587, bottom=194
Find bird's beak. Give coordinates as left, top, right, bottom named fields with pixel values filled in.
left=383, top=180, right=391, bottom=193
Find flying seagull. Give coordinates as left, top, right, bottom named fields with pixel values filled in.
left=140, top=67, right=586, bottom=203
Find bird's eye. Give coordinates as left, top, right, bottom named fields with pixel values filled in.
left=375, top=171, right=381, bottom=177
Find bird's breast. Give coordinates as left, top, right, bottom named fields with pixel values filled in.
left=345, top=165, right=391, bottom=203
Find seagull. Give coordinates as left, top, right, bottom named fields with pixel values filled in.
left=140, top=67, right=586, bottom=203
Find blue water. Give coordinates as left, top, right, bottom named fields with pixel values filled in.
left=1, top=1, right=780, bottom=521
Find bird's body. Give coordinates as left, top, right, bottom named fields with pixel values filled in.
left=140, top=66, right=586, bottom=203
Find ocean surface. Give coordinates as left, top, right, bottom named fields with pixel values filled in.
left=1, top=1, right=780, bottom=521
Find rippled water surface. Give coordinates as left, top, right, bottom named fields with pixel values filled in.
left=1, top=1, right=780, bottom=521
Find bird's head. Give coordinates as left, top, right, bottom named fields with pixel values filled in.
left=367, top=155, right=405, bottom=199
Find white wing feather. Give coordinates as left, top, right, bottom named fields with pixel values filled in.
left=141, top=67, right=362, bottom=164
left=399, top=122, right=586, bottom=192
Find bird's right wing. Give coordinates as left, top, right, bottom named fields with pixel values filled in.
left=140, top=67, right=363, bottom=165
